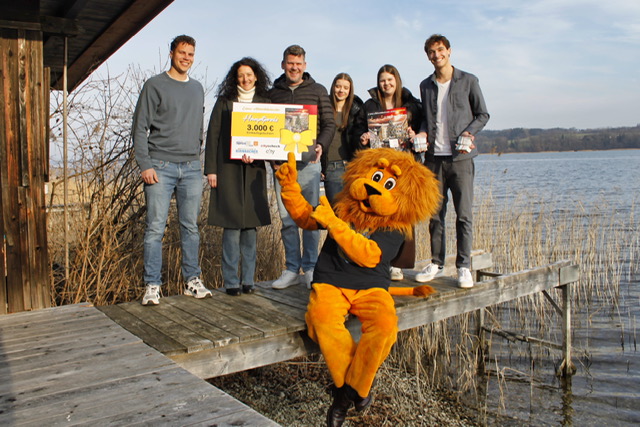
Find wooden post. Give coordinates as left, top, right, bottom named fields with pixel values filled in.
left=559, top=283, right=576, bottom=376
left=475, top=307, right=486, bottom=372
left=0, top=28, right=51, bottom=313
left=471, top=255, right=494, bottom=372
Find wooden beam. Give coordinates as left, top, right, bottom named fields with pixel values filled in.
left=52, top=0, right=174, bottom=91
left=170, top=331, right=319, bottom=379
left=39, top=16, right=82, bottom=36
left=0, top=17, right=81, bottom=36
left=482, top=325, right=563, bottom=350
left=0, top=19, right=41, bottom=32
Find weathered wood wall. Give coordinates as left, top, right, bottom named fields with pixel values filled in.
left=0, top=28, right=51, bottom=314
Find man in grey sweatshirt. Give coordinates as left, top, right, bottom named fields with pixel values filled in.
left=132, top=34, right=212, bottom=305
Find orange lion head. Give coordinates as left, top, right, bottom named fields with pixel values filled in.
left=333, top=148, right=442, bottom=237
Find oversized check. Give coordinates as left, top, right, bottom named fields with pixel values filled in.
left=230, top=102, right=318, bottom=161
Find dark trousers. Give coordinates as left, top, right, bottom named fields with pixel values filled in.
left=424, top=156, right=474, bottom=268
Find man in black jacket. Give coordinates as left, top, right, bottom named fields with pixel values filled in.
left=270, top=45, right=336, bottom=290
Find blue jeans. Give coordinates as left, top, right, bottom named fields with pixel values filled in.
left=143, top=159, right=203, bottom=285
left=323, top=160, right=346, bottom=206
left=222, top=228, right=256, bottom=289
left=274, top=161, right=321, bottom=273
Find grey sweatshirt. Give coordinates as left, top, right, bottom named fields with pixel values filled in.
left=132, top=72, right=204, bottom=172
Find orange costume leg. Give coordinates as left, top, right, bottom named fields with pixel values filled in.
left=345, top=288, right=398, bottom=398
left=306, top=283, right=398, bottom=399
left=306, top=284, right=356, bottom=388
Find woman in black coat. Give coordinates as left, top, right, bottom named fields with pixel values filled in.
left=204, top=57, right=272, bottom=296
left=321, top=73, right=367, bottom=205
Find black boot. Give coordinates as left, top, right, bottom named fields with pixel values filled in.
left=326, top=385, right=352, bottom=427
left=344, top=384, right=372, bottom=412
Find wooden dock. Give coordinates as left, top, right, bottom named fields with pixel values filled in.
left=98, top=254, right=579, bottom=380
left=0, top=303, right=279, bottom=426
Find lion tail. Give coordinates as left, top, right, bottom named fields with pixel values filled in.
left=388, top=285, right=436, bottom=297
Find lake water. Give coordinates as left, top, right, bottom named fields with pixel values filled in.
left=469, top=150, right=640, bottom=426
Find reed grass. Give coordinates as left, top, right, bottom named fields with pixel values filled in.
left=386, top=188, right=639, bottom=422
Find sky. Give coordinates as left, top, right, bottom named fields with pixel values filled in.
left=94, top=0, right=640, bottom=131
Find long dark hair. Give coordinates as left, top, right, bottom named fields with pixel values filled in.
left=376, top=64, right=403, bottom=109
left=217, top=57, right=271, bottom=100
left=330, top=73, right=355, bottom=131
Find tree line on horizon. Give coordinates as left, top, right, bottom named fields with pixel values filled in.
left=474, top=125, right=640, bottom=154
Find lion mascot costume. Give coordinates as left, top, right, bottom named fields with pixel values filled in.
left=275, top=148, right=442, bottom=426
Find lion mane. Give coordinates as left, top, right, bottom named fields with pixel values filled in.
left=333, top=148, right=442, bottom=238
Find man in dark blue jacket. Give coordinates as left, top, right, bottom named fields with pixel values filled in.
left=414, top=34, right=490, bottom=288
left=269, top=45, right=336, bottom=290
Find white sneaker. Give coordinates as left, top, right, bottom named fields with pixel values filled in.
left=390, top=267, right=404, bottom=281
left=272, top=270, right=300, bottom=289
left=184, top=277, right=213, bottom=298
left=142, top=284, right=160, bottom=306
left=415, top=263, right=443, bottom=283
left=302, top=269, right=314, bottom=289
left=457, top=267, right=474, bottom=288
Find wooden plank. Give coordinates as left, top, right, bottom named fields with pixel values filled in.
left=0, top=302, right=98, bottom=326
left=67, top=384, right=278, bottom=427
left=560, top=264, right=580, bottom=285
left=171, top=330, right=319, bottom=379
left=394, top=261, right=572, bottom=331
left=8, top=367, right=271, bottom=427
left=97, top=304, right=186, bottom=356
left=1, top=31, right=26, bottom=313
left=147, top=297, right=245, bottom=347
left=117, top=301, right=214, bottom=353
left=22, top=29, right=49, bottom=310
left=212, top=289, right=307, bottom=329
left=142, top=405, right=280, bottom=427
left=0, top=309, right=116, bottom=342
left=0, top=31, right=8, bottom=315
left=188, top=294, right=295, bottom=338
left=238, top=288, right=308, bottom=321
left=0, top=321, right=130, bottom=356
left=471, top=252, right=494, bottom=271
left=0, top=326, right=141, bottom=375
left=1, top=366, right=199, bottom=425
left=0, top=336, right=175, bottom=396
left=161, top=296, right=263, bottom=344
left=254, top=282, right=311, bottom=311
left=0, top=304, right=279, bottom=426
left=30, top=31, right=50, bottom=310
left=0, top=321, right=137, bottom=364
